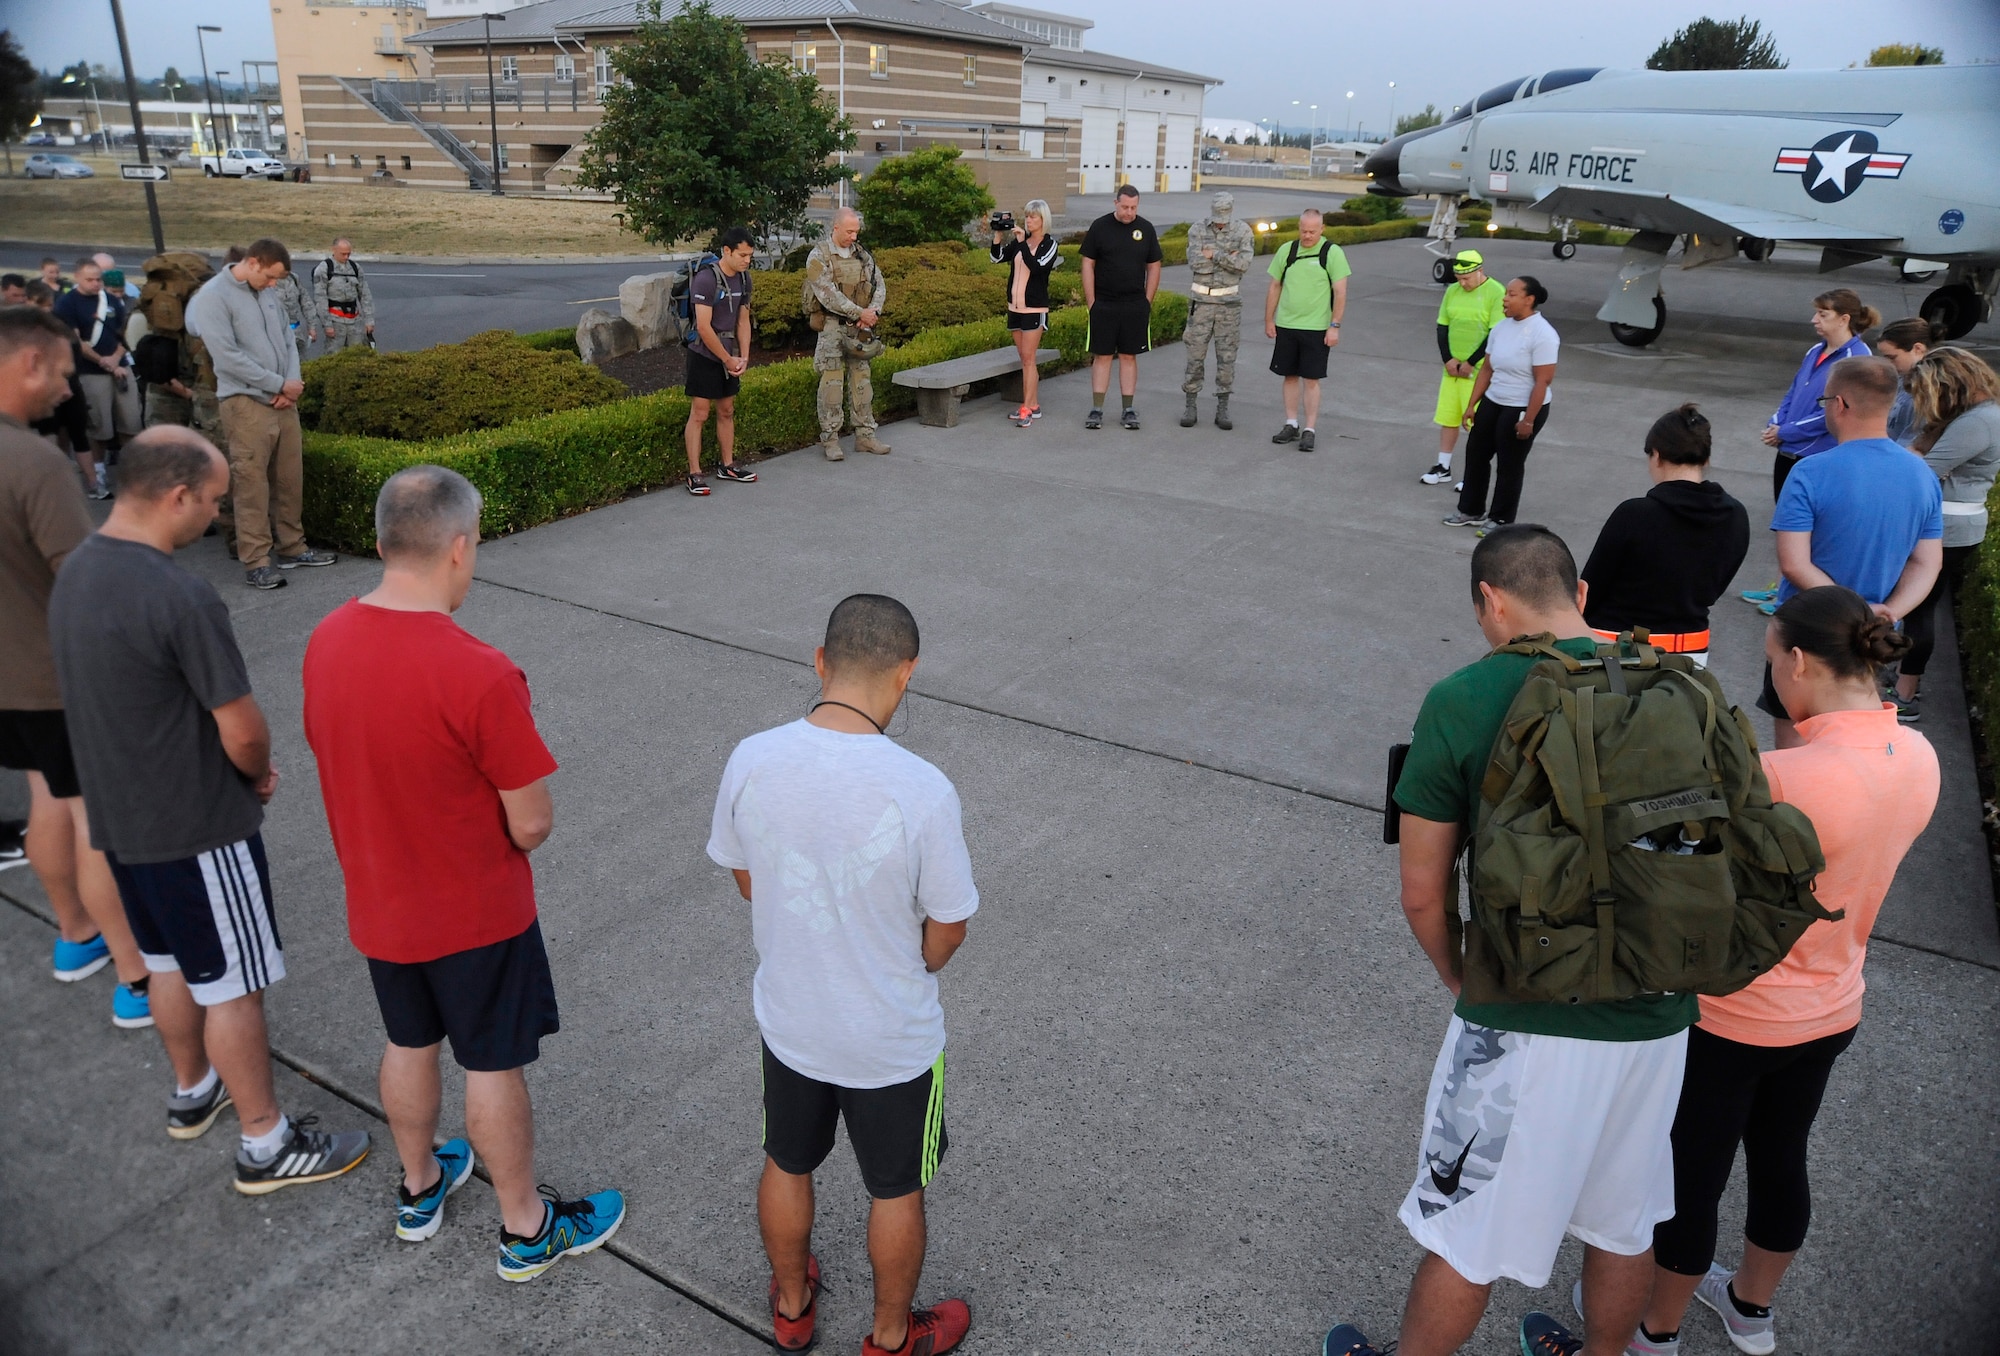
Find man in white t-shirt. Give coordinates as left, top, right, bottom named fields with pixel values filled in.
left=708, top=594, right=978, bottom=1356
left=1445, top=276, right=1560, bottom=531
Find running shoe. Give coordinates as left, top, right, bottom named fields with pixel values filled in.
left=1756, top=600, right=1777, bottom=617
left=1420, top=464, right=1454, bottom=485
left=770, top=1252, right=821, bottom=1351
left=687, top=474, right=711, bottom=496
left=1572, top=1280, right=1681, bottom=1355
left=53, top=933, right=110, bottom=982
left=860, top=1299, right=970, bottom=1356
left=1739, top=586, right=1779, bottom=605
left=1121, top=408, right=1140, bottom=430
left=276, top=548, right=338, bottom=569
left=716, top=462, right=758, bottom=482
left=112, top=981, right=154, bottom=1029
left=233, top=1113, right=371, bottom=1195
left=397, top=1137, right=476, bottom=1242
left=1299, top=429, right=1317, bottom=452
left=497, top=1185, right=626, bottom=1282
left=244, top=566, right=287, bottom=590
left=167, top=1078, right=233, bottom=1140
left=1272, top=423, right=1299, bottom=444
left=1520, top=1310, right=1584, bottom=1355
left=1442, top=511, right=1489, bottom=528
left=0, top=817, right=25, bottom=869
left=1894, top=693, right=1921, bottom=724
left=1693, top=1264, right=1776, bottom=1355
left=1084, top=408, right=1103, bottom=430
left=1323, top=1321, right=1392, bottom=1356
left=1012, top=403, right=1035, bottom=427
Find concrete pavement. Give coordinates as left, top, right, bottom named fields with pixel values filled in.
left=4, top=233, right=1997, bottom=1353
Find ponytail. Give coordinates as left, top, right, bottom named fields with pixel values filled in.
left=1813, top=288, right=1880, bottom=337
left=1772, top=586, right=1909, bottom=681
left=1878, top=315, right=1944, bottom=353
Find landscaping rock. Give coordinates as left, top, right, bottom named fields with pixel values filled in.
left=620, top=271, right=679, bottom=349
left=577, top=309, right=639, bottom=365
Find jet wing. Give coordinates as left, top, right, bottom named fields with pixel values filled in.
left=1532, top=186, right=1898, bottom=244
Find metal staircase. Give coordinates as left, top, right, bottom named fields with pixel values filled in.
left=339, top=78, right=495, bottom=190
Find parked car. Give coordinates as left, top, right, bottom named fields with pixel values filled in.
left=24, top=153, right=95, bottom=179
left=24, top=132, right=57, bottom=146
left=199, top=147, right=287, bottom=180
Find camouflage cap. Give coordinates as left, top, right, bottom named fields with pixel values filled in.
left=1210, top=191, right=1235, bottom=220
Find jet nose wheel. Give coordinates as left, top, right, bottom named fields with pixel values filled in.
left=1921, top=284, right=1984, bottom=342
left=1552, top=241, right=1577, bottom=261
left=1432, top=258, right=1452, bottom=285
left=1608, top=297, right=1667, bottom=348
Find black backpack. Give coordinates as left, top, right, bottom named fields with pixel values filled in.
left=1278, top=238, right=1334, bottom=284
left=133, top=333, right=180, bottom=385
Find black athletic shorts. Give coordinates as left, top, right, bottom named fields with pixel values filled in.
left=1087, top=298, right=1151, bottom=356
left=1006, top=309, right=1049, bottom=332
left=0, top=709, right=81, bottom=798
left=761, top=1041, right=947, bottom=1200
left=684, top=346, right=741, bottom=401
left=1756, top=661, right=1792, bottom=723
left=1269, top=326, right=1332, bottom=380
left=367, top=919, right=560, bottom=1072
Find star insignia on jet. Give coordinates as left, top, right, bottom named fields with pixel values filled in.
left=1773, top=130, right=1910, bottom=204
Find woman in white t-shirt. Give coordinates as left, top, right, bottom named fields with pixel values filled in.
left=1444, top=276, right=1559, bottom=529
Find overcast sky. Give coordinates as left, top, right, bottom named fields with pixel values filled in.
left=11, top=0, right=1999, bottom=131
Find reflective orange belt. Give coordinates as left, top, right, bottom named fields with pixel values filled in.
left=1592, top=627, right=1711, bottom=653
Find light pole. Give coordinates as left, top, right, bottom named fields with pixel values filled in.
left=215, top=72, right=232, bottom=149
left=195, top=24, right=223, bottom=160
left=62, top=73, right=109, bottom=153
left=109, top=0, right=166, bottom=253
left=481, top=12, right=508, bottom=195
left=1345, top=90, right=1354, bottom=141
left=1387, top=80, right=1398, bottom=139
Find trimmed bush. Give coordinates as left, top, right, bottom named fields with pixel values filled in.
left=517, top=327, right=581, bottom=353
left=300, top=331, right=626, bottom=441
left=1341, top=194, right=1406, bottom=222
left=1253, top=219, right=1429, bottom=256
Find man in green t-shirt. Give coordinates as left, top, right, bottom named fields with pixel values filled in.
left=1422, top=250, right=1506, bottom=487
left=1261, top=209, right=1349, bottom=453
left=1322, top=526, right=1694, bottom=1356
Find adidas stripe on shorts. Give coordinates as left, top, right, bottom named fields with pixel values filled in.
left=108, top=833, right=286, bottom=1006
left=1397, top=1015, right=1686, bottom=1287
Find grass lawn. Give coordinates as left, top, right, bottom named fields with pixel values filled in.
left=0, top=170, right=657, bottom=257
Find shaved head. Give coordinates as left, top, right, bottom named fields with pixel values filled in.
left=117, top=426, right=227, bottom=501
left=823, top=594, right=919, bottom=674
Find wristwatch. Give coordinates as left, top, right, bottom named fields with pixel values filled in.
left=1330, top=320, right=1342, bottom=328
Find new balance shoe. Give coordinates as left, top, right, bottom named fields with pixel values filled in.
left=1693, top=1264, right=1776, bottom=1355
left=861, top=1299, right=970, bottom=1356
left=397, top=1137, right=476, bottom=1242
left=1572, top=1280, right=1681, bottom=1355
left=1121, top=408, right=1140, bottom=431
left=1442, top=511, right=1489, bottom=528
left=1420, top=463, right=1454, bottom=485
left=112, top=981, right=154, bottom=1029
left=770, top=1252, right=821, bottom=1351
left=1520, top=1310, right=1583, bottom=1355
left=244, top=566, right=287, bottom=590
left=52, top=933, right=110, bottom=982
left=167, top=1079, right=234, bottom=1141
left=1323, top=1322, right=1392, bottom=1356
left=233, top=1114, right=371, bottom=1195
left=497, top=1185, right=626, bottom=1282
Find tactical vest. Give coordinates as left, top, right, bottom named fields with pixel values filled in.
left=804, top=248, right=876, bottom=330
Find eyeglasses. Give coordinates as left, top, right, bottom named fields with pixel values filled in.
left=1814, top=394, right=1848, bottom=410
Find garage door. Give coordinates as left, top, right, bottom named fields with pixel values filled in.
left=1079, top=107, right=1117, bottom=193
left=1162, top=114, right=1195, bottom=192
left=1121, top=110, right=1158, bottom=187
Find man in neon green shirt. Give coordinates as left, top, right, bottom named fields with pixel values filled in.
left=1262, top=209, right=1350, bottom=453
left=1422, top=250, right=1506, bottom=486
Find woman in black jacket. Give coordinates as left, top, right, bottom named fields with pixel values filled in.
left=1580, top=403, right=1750, bottom=667
left=992, top=198, right=1061, bottom=428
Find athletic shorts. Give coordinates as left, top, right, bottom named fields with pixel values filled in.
left=0, top=709, right=81, bottom=798
left=685, top=347, right=741, bottom=401
left=108, top=834, right=286, bottom=1006
left=1269, top=326, right=1331, bottom=381
left=1007, top=309, right=1049, bottom=332
left=366, top=919, right=560, bottom=1072
left=1756, top=662, right=1791, bottom=723
left=1087, top=299, right=1151, bottom=356
left=1397, top=1016, right=1687, bottom=1288
left=761, top=1041, right=947, bottom=1200
left=1434, top=371, right=1477, bottom=428
left=77, top=369, right=143, bottom=442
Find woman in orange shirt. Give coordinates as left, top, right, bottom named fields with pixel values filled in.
left=1637, top=587, right=1939, bottom=1356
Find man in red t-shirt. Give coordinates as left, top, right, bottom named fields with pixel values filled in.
left=303, top=465, right=624, bottom=1282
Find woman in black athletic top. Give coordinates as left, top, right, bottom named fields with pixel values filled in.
left=992, top=198, right=1061, bottom=427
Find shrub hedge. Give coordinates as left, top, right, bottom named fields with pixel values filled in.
left=518, top=327, right=581, bottom=353
left=1956, top=500, right=2000, bottom=729
left=301, top=293, right=1189, bottom=550
left=299, top=331, right=627, bottom=441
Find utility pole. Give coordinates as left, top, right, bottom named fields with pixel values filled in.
left=196, top=24, right=223, bottom=161
left=111, top=0, right=166, bottom=254
left=481, top=13, right=507, bottom=195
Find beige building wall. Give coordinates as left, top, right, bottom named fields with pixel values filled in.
left=271, top=0, right=432, bottom=160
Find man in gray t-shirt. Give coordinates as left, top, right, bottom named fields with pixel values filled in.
left=48, top=426, right=369, bottom=1195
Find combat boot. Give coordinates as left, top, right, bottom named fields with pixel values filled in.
left=1180, top=395, right=1199, bottom=428
left=854, top=433, right=893, bottom=455
left=821, top=436, right=845, bottom=461
left=1214, top=395, right=1233, bottom=430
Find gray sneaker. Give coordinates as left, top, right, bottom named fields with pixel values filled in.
left=244, top=566, right=287, bottom=590
left=277, top=547, right=338, bottom=569
left=1694, top=1265, right=1775, bottom=1355
left=1441, top=511, right=1489, bottom=528
left=167, top=1078, right=234, bottom=1141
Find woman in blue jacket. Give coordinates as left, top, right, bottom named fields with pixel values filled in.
left=1759, top=288, right=1879, bottom=497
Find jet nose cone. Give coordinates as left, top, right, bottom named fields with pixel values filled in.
left=1362, top=140, right=1404, bottom=193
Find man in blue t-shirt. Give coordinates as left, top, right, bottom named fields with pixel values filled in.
left=1760, top=356, right=1941, bottom=746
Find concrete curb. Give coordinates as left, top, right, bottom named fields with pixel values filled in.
left=0, top=240, right=683, bottom=267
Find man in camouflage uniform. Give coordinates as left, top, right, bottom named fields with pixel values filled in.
left=133, top=252, right=236, bottom=553
left=274, top=266, right=313, bottom=369
left=1181, top=191, right=1256, bottom=430
left=803, top=208, right=890, bottom=460
left=312, top=237, right=375, bottom=353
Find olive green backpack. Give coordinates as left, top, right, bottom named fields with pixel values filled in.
left=1461, top=632, right=1839, bottom=1006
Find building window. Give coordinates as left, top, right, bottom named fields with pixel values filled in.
left=401, top=154, right=411, bottom=169
left=350, top=154, right=361, bottom=168
left=869, top=44, right=887, bottom=78
left=593, top=46, right=614, bottom=99
left=791, top=41, right=816, bottom=75
left=376, top=154, right=387, bottom=169
left=498, top=144, right=510, bottom=170
left=500, top=55, right=518, bottom=82
left=963, top=54, right=977, bottom=86
left=554, top=52, right=574, bottom=81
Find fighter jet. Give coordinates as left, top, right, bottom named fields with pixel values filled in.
left=1362, top=65, right=2000, bottom=346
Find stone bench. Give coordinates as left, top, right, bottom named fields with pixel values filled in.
left=891, top=347, right=1061, bottom=427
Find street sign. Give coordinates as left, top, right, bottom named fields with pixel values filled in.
left=120, top=164, right=169, bottom=182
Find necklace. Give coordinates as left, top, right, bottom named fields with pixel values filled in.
left=811, top=699, right=885, bottom=735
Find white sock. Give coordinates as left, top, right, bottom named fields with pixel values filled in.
left=1303, top=426, right=1315, bottom=434
left=242, top=1113, right=290, bottom=1162
left=1284, top=418, right=1298, bottom=428
left=177, top=1066, right=219, bottom=1099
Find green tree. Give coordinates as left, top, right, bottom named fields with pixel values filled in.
left=1394, top=104, right=1442, bottom=136
left=853, top=145, right=994, bottom=248
left=1646, top=16, right=1786, bottom=70
left=578, top=0, right=853, bottom=244
left=0, top=33, right=40, bottom=176
left=1866, top=43, right=1944, bottom=66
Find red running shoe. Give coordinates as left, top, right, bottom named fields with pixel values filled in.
left=861, top=1299, right=970, bottom=1356
left=770, top=1254, right=821, bottom=1351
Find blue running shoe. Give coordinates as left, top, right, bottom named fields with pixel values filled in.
left=1324, top=1322, right=1391, bottom=1356
left=1757, top=600, right=1777, bottom=617
left=53, top=933, right=110, bottom=982
left=497, top=1185, right=626, bottom=1282
left=397, top=1137, right=476, bottom=1242
left=1739, top=586, right=1779, bottom=605
left=1521, top=1310, right=1584, bottom=1356
left=112, top=982, right=154, bottom=1029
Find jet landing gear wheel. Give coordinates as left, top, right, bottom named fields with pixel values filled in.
left=1921, top=284, right=1983, bottom=341
left=1432, top=257, right=1453, bottom=285
left=1552, top=240, right=1576, bottom=261
left=1608, top=297, right=1666, bottom=348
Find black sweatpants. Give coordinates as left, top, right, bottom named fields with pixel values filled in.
left=1772, top=452, right=1799, bottom=500
left=1899, top=542, right=1976, bottom=678
left=1652, top=1023, right=1858, bottom=1276
left=1456, top=399, right=1550, bottom=525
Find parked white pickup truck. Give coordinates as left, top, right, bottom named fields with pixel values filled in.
left=200, top=147, right=287, bottom=180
